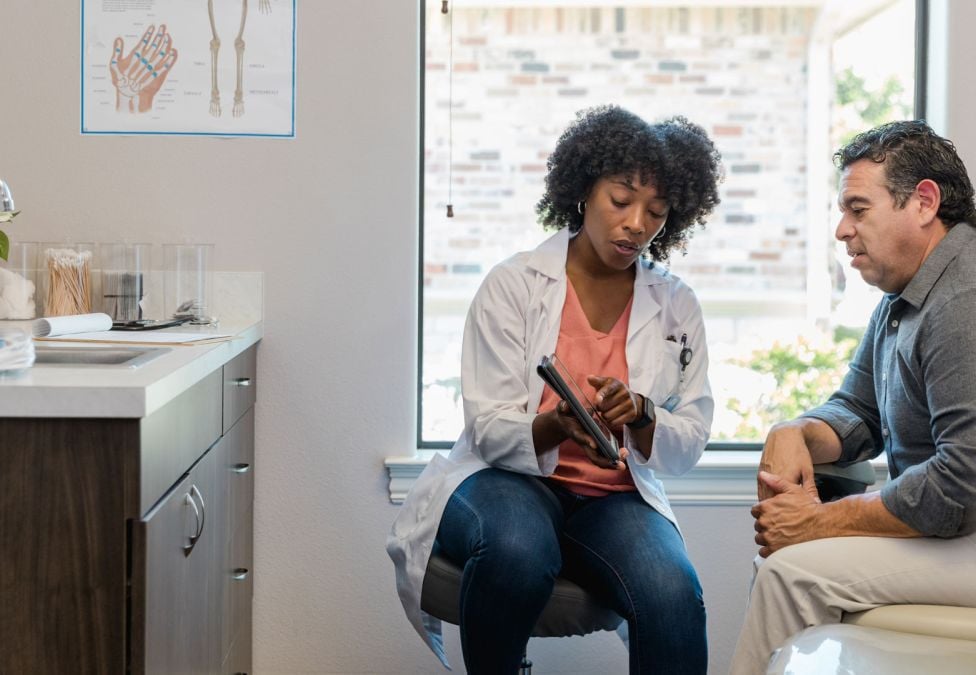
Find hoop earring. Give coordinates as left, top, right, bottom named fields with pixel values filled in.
left=577, top=201, right=585, bottom=215
left=653, top=224, right=667, bottom=241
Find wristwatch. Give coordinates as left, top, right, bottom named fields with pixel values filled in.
left=628, top=394, right=656, bottom=430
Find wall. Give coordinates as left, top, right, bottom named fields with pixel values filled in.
left=2, top=1, right=974, bottom=673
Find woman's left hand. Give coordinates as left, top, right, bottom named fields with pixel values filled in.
left=587, top=376, right=641, bottom=430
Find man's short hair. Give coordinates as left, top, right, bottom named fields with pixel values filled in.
left=835, top=120, right=976, bottom=227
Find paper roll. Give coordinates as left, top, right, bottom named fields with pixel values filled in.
left=33, top=312, right=113, bottom=338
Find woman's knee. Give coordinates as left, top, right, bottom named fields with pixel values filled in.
left=634, top=557, right=704, bottom=615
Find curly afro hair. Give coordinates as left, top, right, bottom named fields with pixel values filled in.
left=536, top=105, right=723, bottom=262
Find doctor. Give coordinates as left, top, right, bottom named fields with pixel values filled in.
left=388, top=105, right=723, bottom=675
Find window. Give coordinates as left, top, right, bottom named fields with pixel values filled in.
left=419, top=0, right=923, bottom=448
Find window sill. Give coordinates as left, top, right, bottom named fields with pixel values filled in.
left=384, top=450, right=889, bottom=505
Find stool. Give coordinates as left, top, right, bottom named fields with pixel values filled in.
left=421, top=552, right=623, bottom=674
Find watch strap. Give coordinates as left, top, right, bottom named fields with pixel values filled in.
left=628, top=394, right=656, bottom=430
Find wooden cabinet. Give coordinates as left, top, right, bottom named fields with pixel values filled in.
left=0, top=345, right=257, bottom=674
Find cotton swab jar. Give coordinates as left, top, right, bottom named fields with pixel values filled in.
left=43, top=244, right=94, bottom=317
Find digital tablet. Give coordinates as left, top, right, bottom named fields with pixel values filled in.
left=537, top=354, right=620, bottom=463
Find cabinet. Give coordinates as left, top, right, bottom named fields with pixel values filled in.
left=0, top=345, right=257, bottom=674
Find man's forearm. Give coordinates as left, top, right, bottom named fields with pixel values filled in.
left=794, top=417, right=844, bottom=464
left=822, top=490, right=921, bottom=538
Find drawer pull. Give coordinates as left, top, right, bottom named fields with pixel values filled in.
left=183, top=485, right=206, bottom=556
left=232, top=568, right=250, bottom=581
left=231, top=462, right=251, bottom=474
left=231, top=377, right=252, bottom=387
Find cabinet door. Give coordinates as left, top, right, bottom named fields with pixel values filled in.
left=137, top=443, right=220, bottom=675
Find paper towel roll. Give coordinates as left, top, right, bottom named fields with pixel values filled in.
left=33, top=312, right=113, bottom=338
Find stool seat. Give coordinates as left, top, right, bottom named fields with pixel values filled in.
left=420, top=552, right=623, bottom=638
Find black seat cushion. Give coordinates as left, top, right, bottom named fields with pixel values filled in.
left=421, top=552, right=623, bottom=638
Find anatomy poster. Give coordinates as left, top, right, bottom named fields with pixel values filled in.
left=81, top=0, right=295, bottom=137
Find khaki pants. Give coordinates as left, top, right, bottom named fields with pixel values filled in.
left=729, top=532, right=976, bottom=675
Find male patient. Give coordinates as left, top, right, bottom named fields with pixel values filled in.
left=730, top=120, right=976, bottom=674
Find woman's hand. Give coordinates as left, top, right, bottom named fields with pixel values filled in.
left=554, top=401, right=627, bottom=470
left=534, top=402, right=627, bottom=470
left=589, top=375, right=652, bottom=461
left=588, top=376, right=641, bottom=429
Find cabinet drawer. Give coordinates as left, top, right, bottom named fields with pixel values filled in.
left=222, top=506, right=253, bottom=669
left=139, top=370, right=222, bottom=517
left=224, top=407, right=255, bottom=540
left=223, top=347, right=257, bottom=434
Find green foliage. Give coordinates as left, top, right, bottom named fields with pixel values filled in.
left=835, top=68, right=913, bottom=146
left=0, top=210, right=21, bottom=262
left=722, top=328, right=864, bottom=441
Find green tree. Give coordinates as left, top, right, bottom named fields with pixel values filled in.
left=835, top=68, right=913, bottom=146
left=721, top=327, right=863, bottom=441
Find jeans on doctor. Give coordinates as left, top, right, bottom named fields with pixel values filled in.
left=434, top=467, right=707, bottom=675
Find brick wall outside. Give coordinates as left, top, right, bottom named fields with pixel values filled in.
left=423, top=6, right=818, bottom=302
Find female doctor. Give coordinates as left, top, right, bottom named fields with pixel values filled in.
left=388, top=106, right=722, bottom=674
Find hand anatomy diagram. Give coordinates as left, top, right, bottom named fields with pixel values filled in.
left=109, top=24, right=179, bottom=114
left=208, top=0, right=272, bottom=118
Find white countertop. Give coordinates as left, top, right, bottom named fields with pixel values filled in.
left=0, top=320, right=262, bottom=418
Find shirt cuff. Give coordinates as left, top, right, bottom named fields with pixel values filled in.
left=880, top=464, right=965, bottom=537
left=802, top=402, right=878, bottom=466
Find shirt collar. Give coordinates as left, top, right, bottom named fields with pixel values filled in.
left=899, top=223, right=976, bottom=309
left=526, top=227, right=670, bottom=286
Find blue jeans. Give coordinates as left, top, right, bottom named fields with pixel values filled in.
left=434, top=468, right=707, bottom=675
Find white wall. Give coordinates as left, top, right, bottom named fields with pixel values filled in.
left=3, top=1, right=974, bottom=673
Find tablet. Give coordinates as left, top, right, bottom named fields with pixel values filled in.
left=537, top=354, right=620, bottom=463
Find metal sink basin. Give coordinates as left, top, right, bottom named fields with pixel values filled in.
left=33, top=346, right=171, bottom=368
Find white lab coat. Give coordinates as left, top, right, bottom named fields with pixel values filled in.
left=387, top=228, right=714, bottom=666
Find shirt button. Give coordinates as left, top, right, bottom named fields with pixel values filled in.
left=891, top=319, right=899, bottom=327
left=882, top=428, right=889, bottom=438
left=882, top=373, right=887, bottom=381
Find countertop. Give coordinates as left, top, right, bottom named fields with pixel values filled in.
left=0, top=319, right=262, bottom=418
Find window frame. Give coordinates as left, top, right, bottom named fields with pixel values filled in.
left=415, top=0, right=929, bottom=451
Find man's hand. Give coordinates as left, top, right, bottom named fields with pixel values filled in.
left=752, top=471, right=826, bottom=557
left=758, top=421, right=823, bottom=502
left=752, top=471, right=922, bottom=558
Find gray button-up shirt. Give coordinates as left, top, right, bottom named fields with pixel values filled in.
left=804, top=223, right=976, bottom=537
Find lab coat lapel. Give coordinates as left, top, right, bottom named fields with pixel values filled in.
left=627, top=260, right=664, bottom=348
left=525, top=230, right=570, bottom=386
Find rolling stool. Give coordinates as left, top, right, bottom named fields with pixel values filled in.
left=421, top=551, right=623, bottom=674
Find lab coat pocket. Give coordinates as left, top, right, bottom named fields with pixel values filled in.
left=649, top=341, right=684, bottom=409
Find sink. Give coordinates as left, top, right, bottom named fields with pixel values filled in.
left=33, top=346, right=171, bottom=368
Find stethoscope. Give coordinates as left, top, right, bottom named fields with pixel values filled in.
left=678, top=333, right=693, bottom=383
left=662, top=333, right=693, bottom=412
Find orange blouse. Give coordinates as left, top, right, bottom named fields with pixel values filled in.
left=539, top=280, right=637, bottom=496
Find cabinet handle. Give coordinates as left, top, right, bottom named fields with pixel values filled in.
left=232, top=568, right=250, bottom=581
left=231, top=462, right=251, bottom=474
left=231, top=377, right=252, bottom=387
left=183, top=484, right=207, bottom=557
